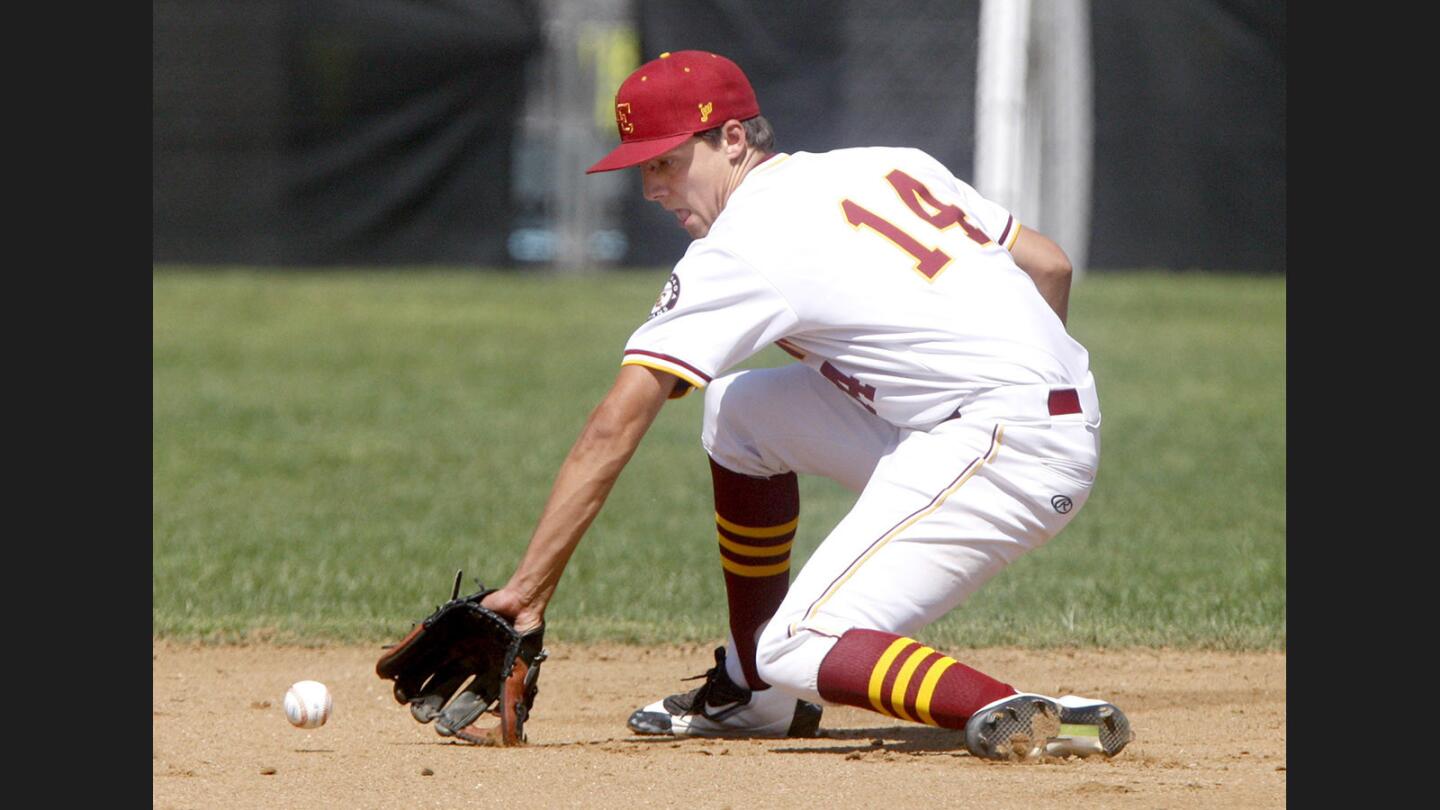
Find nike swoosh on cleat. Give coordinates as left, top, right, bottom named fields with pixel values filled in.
left=704, top=701, right=743, bottom=718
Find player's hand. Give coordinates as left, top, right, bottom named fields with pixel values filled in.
left=480, top=586, right=544, bottom=634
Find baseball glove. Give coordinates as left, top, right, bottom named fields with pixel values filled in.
left=376, top=571, right=548, bottom=746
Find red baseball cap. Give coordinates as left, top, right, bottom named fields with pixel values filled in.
left=586, top=50, right=760, bottom=174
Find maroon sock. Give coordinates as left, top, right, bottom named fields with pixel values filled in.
left=710, top=457, right=798, bottom=690
left=816, top=629, right=1017, bottom=728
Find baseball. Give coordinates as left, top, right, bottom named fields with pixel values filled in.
left=283, top=680, right=332, bottom=729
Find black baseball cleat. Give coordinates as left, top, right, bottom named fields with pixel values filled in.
left=963, top=693, right=1133, bottom=760
left=627, top=647, right=823, bottom=738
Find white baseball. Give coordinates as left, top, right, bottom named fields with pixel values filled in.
left=283, top=680, right=332, bottom=729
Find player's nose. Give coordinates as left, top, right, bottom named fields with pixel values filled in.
left=641, top=169, right=665, bottom=202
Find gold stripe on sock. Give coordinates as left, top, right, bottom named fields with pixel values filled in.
left=719, top=557, right=791, bottom=578
left=914, top=657, right=957, bottom=727
left=715, top=513, right=800, bottom=538
left=866, top=638, right=915, bottom=717
left=716, top=532, right=794, bottom=557
left=889, top=646, right=935, bottom=723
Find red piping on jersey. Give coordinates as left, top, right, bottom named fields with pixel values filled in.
left=774, top=339, right=806, bottom=360
left=997, top=215, right=1014, bottom=247
left=622, top=349, right=712, bottom=383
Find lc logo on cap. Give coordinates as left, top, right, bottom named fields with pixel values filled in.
left=587, top=50, right=760, bottom=174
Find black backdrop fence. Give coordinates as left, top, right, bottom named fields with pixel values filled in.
left=153, top=0, right=540, bottom=266
left=153, top=0, right=1284, bottom=272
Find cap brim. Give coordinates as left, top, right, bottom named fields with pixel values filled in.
left=585, top=133, right=695, bottom=174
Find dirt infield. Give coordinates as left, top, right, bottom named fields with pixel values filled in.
left=153, top=641, right=1285, bottom=809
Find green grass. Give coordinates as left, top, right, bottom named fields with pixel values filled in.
left=153, top=267, right=1284, bottom=649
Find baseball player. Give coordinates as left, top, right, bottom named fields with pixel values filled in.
left=478, top=50, right=1132, bottom=759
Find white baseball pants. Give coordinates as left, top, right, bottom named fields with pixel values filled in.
left=702, top=363, right=1101, bottom=703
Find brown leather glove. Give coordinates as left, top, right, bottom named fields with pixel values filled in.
left=376, top=571, right=548, bottom=746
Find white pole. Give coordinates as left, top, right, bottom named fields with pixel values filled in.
left=1039, top=0, right=1093, bottom=276
left=976, top=0, right=1093, bottom=276
left=974, top=0, right=1032, bottom=222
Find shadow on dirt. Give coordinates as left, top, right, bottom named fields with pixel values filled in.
left=774, top=725, right=965, bottom=755
left=612, top=724, right=964, bottom=755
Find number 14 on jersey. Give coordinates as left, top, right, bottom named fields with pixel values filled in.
left=841, top=170, right=993, bottom=280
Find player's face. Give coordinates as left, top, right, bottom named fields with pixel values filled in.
left=640, top=137, right=733, bottom=239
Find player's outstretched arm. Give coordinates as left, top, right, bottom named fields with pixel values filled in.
left=480, top=364, right=675, bottom=631
left=1009, top=227, right=1074, bottom=325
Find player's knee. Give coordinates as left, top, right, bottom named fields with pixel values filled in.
left=752, top=626, right=792, bottom=691
left=701, top=372, right=768, bottom=475
left=700, top=372, right=737, bottom=443
left=753, top=622, right=832, bottom=701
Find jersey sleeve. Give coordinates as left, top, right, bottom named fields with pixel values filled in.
left=910, top=150, right=1023, bottom=252
left=950, top=175, right=1022, bottom=251
left=622, top=245, right=798, bottom=398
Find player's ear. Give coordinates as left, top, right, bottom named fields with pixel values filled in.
left=722, top=119, right=748, bottom=159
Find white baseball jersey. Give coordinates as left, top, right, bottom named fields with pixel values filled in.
left=621, top=147, right=1093, bottom=430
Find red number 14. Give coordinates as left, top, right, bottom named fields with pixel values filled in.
left=841, top=170, right=991, bottom=280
